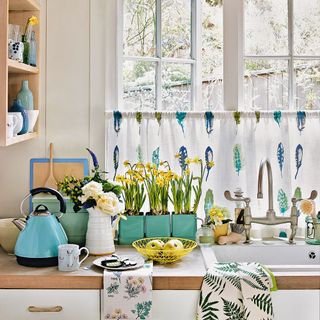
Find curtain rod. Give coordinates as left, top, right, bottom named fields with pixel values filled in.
left=105, top=110, right=320, bottom=119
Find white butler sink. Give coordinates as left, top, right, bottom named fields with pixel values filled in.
left=201, top=240, right=320, bottom=272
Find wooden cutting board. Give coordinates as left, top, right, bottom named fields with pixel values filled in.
left=30, top=158, right=89, bottom=189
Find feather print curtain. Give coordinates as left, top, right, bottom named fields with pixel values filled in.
left=105, top=111, right=320, bottom=231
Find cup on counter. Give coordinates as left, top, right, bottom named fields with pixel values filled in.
left=8, top=112, right=23, bottom=136
left=26, top=110, right=39, bottom=132
left=58, top=244, right=89, bottom=272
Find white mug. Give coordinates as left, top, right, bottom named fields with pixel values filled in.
left=9, top=112, right=23, bottom=136
left=58, top=244, right=89, bottom=272
left=26, top=110, right=39, bottom=132
left=7, top=114, right=19, bottom=139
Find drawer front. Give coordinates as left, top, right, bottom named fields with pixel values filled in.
left=0, top=289, right=100, bottom=320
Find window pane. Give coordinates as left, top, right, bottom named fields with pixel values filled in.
left=202, top=0, right=223, bottom=110
left=294, top=60, right=320, bottom=110
left=245, top=0, right=288, bottom=55
left=124, top=0, right=156, bottom=56
left=162, top=63, right=191, bottom=110
left=162, top=0, right=191, bottom=58
left=123, top=60, right=156, bottom=110
left=244, top=59, right=288, bottom=110
left=294, top=0, right=320, bottom=55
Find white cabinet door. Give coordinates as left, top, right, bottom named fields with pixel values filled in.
left=0, top=289, right=100, bottom=320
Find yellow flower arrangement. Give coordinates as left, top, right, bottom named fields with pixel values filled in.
left=116, top=161, right=146, bottom=215
left=209, top=206, right=230, bottom=225
left=23, top=16, right=39, bottom=38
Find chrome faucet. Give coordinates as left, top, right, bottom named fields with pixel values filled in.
left=225, top=159, right=317, bottom=244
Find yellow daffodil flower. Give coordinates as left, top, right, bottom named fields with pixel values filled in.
left=174, top=153, right=180, bottom=159
left=28, top=16, right=39, bottom=26
left=186, top=158, right=192, bottom=164
left=123, top=160, right=130, bottom=167
left=193, top=157, right=201, bottom=164
left=136, top=162, right=144, bottom=169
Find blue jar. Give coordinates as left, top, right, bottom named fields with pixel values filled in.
left=9, top=99, right=29, bottom=135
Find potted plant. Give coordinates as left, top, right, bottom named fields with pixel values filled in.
left=205, top=205, right=231, bottom=243
left=58, top=149, right=122, bottom=254
left=171, top=157, right=214, bottom=240
left=116, top=161, right=146, bottom=244
left=141, top=161, right=172, bottom=237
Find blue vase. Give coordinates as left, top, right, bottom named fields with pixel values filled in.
left=17, top=80, right=34, bottom=110
left=9, top=99, right=29, bottom=135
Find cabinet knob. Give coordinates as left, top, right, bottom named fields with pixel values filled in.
left=28, top=305, right=63, bottom=313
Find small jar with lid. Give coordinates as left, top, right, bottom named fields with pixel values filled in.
left=196, top=220, right=214, bottom=246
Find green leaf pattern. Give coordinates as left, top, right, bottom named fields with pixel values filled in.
left=197, top=262, right=274, bottom=320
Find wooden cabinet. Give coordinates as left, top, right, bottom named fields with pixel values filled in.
left=0, top=0, right=40, bottom=146
left=0, top=289, right=100, bottom=320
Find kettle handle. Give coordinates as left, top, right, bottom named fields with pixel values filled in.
left=30, top=187, right=66, bottom=213
left=20, top=188, right=67, bottom=218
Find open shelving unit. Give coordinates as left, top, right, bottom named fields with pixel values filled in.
left=0, top=0, right=40, bottom=146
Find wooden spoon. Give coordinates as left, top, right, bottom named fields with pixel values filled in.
left=44, top=143, right=58, bottom=189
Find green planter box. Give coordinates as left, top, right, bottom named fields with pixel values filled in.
left=32, top=194, right=88, bottom=246
left=171, top=214, right=197, bottom=240
left=145, top=214, right=171, bottom=238
left=119, top=215, right=145, bottom=245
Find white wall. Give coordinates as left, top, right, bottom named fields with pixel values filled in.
left=0, top=0, right=106, bottom=217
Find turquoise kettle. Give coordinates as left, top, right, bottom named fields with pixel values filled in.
left=14, top=187, right=68, bottom=267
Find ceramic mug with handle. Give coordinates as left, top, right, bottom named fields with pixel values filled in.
left=58, top=244, right=89, bottom=271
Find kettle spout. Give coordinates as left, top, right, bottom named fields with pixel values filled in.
left=12, top=218, right=26, bottom=231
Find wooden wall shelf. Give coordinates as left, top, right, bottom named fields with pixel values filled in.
left=8, top=59, right=39, bottom=74
left=0, top=0, right=40, bottom=146
left=9, top=0, right=40, bottom=11
left=6, top=132, right=38, bottom=146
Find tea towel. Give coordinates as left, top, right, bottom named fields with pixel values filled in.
left=197, top=262, right=277, bottom=320
left=103, top=262, right=153, bottom=320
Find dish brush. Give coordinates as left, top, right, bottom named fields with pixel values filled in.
left=299, top=199, right=316, bottom=218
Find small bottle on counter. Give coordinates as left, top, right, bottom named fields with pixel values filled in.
left=196, top=219, right=214, bottom=246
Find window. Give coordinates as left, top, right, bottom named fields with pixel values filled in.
left=244, top=0, right=320, bottom=110
left=115, top=0, right=320, bottom=111
left=119, top=0, right=223, bottom=111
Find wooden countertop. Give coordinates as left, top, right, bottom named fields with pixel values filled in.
left=0, top=247, right=319, bottom=290
left=0, top=247, right=206, bottom=290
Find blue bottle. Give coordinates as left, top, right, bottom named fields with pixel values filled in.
left=9, top=99, right=29, bottom=135
left=17, top=80, right=34, bottom=110
left=28, top=31, right=37, bottom=67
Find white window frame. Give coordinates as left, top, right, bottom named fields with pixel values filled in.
left=117, top=0, right=201, bottom=110
left=106, top=0, right=320, bottom=112
left=243, top=0, right=320, bottom=110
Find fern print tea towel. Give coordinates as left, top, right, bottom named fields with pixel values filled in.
left=103, top=261, right=153, bottom=320
left=197, top=262, right=275, bottom=320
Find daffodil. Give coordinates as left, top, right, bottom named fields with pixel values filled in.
left=23, top=16, right=39, bottom=37
left=193, top=157, right=201, bottom=164
left=174, top=153, right=180, bottom=159
left=28, top=16, right=39, bottom=26
left=186, top=158, right=192, bottom=164
left=136, top=162, right=144, bottom=169
left=123, top=160, right=130, bottom=167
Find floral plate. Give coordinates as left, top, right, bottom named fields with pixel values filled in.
left=93, top=254, right=145, bottom=271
